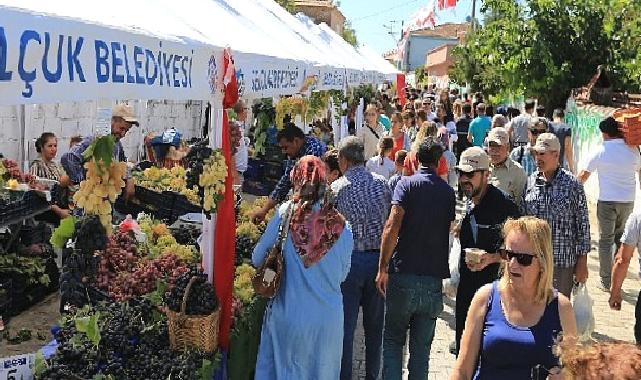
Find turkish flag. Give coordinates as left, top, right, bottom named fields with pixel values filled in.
left=438, top=0, right=457, bottom=10
left=214, top=49, right=238, bottom=350
left=397, top=74, right=406, bottom=107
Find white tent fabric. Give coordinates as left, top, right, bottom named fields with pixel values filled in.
left=0, top=0, right=396, bottom=105
left=358, top=45, right=400, bottom=81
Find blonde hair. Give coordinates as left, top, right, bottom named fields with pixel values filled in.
left=499, top=217, right=554, bottom=303
left=411, top=121, right=438, bottom=152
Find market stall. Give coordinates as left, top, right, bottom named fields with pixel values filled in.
left=0, top=0, right=398, bottom=378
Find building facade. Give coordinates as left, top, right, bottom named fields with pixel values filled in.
left=294, top=0, right=345, bottom=35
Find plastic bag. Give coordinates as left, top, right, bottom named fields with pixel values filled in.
left=443, top=234, right=460, bottom=298
left=572, top=283, right=595, bottom=339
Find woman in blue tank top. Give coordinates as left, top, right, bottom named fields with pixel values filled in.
left=451, top=217, right=577, bottom=379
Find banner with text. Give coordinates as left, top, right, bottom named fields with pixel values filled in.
left=0, top=7, right=221, bottom=105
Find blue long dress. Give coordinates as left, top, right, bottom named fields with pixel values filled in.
left=252, top=201, right=354, bottom=380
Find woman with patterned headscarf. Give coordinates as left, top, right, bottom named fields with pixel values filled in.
left=252, top=155, right=354, bottom=379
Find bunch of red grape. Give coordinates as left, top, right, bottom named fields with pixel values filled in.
left=94, top=231, right=189, bottom=301
left=3, top=159, right=34, bottom=184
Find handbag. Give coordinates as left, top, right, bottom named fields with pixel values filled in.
left=252, top=203, right=293, bottom=298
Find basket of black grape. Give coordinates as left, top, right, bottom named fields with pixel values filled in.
left=166, top=271, right=220, bottom=353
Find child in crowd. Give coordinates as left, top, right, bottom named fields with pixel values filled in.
left=366, top=136, right=395, bottom=179
left=388, top=149, right=407, bottom=193
left=443, top=146, right=458, bottom=188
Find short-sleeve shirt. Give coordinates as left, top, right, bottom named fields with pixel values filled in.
left=391, top=167, right=456, bottom=277
left=366, top=156, right=396, bottom=180
left=584, top=139, right=641, bottom=202
left=621, top=212, right=641, bottom=277
left=468, top=116, right=492, bottom=147
left=510, top=114, right=535, bottom=144
left=489, top=158, right=528, bottom=206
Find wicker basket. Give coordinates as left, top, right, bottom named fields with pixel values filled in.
left=167, top=277, right=219, bottom=353
left=614, top=108, right=641, bottom=146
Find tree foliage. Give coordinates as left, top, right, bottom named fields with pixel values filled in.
left=342, top=21, right=359, bottom=47
left=450, top=0, right=641, bottom=110
left=274, top=0, right=296, bottom=13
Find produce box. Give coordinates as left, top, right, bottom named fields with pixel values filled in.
left=171, top=193, right=201, bottom=222
left=614, top=108, right=641, bottom=146
left=131, top=186, right=174, bottom=222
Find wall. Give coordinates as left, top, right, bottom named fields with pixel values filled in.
left=0, top=100, right=206, bottom=171
left=404, top=36, right=457, bottom=72
left=566, top=99, right=641, bottom=210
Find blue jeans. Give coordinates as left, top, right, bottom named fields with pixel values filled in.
left=341, top=250, right=385, bottom=380
left=383, top=273, right=443, bottom=380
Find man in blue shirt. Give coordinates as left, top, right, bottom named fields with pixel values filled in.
left=332, top=136, right=391, bottom=380
left=61, top=103, right=138, bottom=199
left=467, top=103, right=492, bottom=147
left=376, top=137, right=456, bottom=380
left=250, top=124, right=326, bottom=223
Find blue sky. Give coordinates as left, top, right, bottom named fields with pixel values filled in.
left=339, top=0, right=478, bottom=55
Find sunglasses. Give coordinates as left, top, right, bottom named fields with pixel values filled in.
left=366, top=112, right=378, bottom=116
left=530, top=128, right=547, bottom=135
left=456, top=169, right=481, bottom=178
left=498, top=248, right=538, bottom=266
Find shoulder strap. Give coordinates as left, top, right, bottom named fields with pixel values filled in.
left=366, top=124, right=380, bottom=140
left=276, top=203, right=294, bottom=250
left=518, top=146, right=525, bottom=164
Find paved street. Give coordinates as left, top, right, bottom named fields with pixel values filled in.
left=351, top=200, right=641, bottom=379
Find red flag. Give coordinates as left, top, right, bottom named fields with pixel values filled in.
left=438, top=0, right=457, bottom=10
left=397, top=73, right=406, bottom=107
left=214, top=49, right=239, bottom=350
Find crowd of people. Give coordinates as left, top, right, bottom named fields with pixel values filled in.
left=250, top=83, right=641, bottom=380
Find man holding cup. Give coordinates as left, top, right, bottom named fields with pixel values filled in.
left=453, top=147, right=520, bottom=355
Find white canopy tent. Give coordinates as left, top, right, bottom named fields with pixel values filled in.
left=358, top=45, right=400, bottom=82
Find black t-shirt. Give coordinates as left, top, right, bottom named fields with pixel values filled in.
left=459, top=185, right=520, bottom=282
left=456, top=116, right=472, bottom=155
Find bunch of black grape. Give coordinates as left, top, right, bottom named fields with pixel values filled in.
left=37, top=339, right=99, bottom=379
left=185, top=143, right=213, bottom=189
left=166, top=268, right=219, bottom=315
left=74, top=215, right=108, bottom=255
left=236, top=235, right=255, bottom=265
left=172, top=224, right=200, bottom=247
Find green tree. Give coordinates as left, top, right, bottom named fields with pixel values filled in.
left=274, top=0, right=296, bottom=13
left=450, top=0, right=641, bottom=110
left=342, top=21, right=358, bottom=47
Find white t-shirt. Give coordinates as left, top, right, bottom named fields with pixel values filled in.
left=366, top=156, right=396, bottom=180
left=357, top=122, right=385, bottom=160
left=584, top=139, right=641, bottom=202
left=620, top=212, right=641, bottom=277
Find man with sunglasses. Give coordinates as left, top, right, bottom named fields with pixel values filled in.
left=453, top=147, right=520, bottom=355
left=521, top=133, right=591, bottom=298
left=487, top=127, right=527, bottom=206
left=509, top=118, right=548, bottom=176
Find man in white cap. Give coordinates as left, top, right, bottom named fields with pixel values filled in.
left=62, top=103, right=138, bottom=199
left=453, top=146, right=520, bottom=354
left=487, top=127, right=527, bottom=205
left=521, top=133, right=590, bottom=298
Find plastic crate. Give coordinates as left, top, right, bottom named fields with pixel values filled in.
left=614, top=108, right=641, bottom=146
left=263, top=161, right=284, bottom=180
left=244, top=159, right=264, bottom=181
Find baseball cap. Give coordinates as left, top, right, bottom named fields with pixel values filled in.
left=456, top=147, right=490, bottom=172
left=487, top=127, right=509, bottom=146
left=112, top=104, right=139, bottom=125
left=532, top=133, right=560, bottom=153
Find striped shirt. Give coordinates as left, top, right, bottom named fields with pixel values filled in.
left=29, top=158, right=65, bottom=180
left=332, top=166, right=391, bottom=252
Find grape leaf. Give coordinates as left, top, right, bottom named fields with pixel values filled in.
left=50, top=216, right=76, bottom=248
left=198, top=358, right=213, bottom=380
left=86, top=313, right=101, bottom=346
left=34, top=351, right=47, bottom=376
